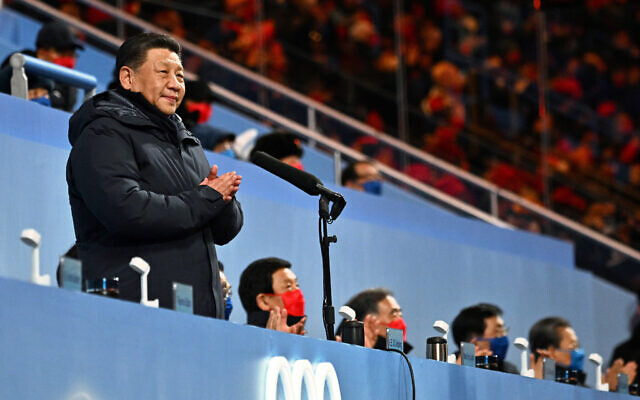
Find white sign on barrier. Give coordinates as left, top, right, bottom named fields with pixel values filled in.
left=265, top=356, right=342, bottom=400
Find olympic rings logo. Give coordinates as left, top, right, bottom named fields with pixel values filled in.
left=265, top=357, right=342, bottom=400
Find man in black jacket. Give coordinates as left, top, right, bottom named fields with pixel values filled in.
left=67, top=33, right=243, bottom=318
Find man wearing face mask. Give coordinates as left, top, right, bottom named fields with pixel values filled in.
left=0, top=21, right=83, bottom=110
left=341, top=161, right=383, bottom=195
left=0, top=50, right=54, bottom=106
left=336, top=288, right=413, bottom=353
left=451, top=303, right=518, bottom=374
left=249, top=130, right=305, bottom=170
left=238, top=257, right=306, bottom=335
left=530, top=317, right=637, bottom=389
left=529, top=317, right=587, bottom=384
left=176, top=79, right=237, bottom=157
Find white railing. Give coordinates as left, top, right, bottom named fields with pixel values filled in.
left=10, top=53, right=97, bottom=101
left=11, top=0, right=640, bottom=264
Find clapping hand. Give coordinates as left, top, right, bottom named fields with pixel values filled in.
left=200, top=164, right=242, bottom=202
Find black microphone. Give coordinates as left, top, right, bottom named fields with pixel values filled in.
left=251, top=151, right=322, bottom=196
left=251, top=151, right=347, bottom=220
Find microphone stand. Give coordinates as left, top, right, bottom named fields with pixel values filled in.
left=319, top=195, right=337, bottom=341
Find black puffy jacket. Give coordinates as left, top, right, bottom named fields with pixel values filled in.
left=67, top=88, right=243, bottom=318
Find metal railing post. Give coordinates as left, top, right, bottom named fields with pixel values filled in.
left=490, top=190, right=499, bottom=218
left=9, top=54, right=28, bottom=100
left=307, top=106, right=317, bottom=148
left=333, top=151, right=342, bottom=185
left=116, top=0, right=125, bottom=38
left=307, top=106, right=317, bottom=132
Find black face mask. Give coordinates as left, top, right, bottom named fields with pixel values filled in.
left=247, top=310, right=304, bottom=329
left=373, top=335, right=414, bottom=354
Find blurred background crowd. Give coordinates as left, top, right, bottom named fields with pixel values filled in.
left=12, top=0, right=640, bottom=290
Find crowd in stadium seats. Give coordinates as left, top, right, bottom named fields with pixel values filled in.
left=35, top=0, right=640, bottom=250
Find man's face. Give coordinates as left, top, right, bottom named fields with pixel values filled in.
left=483, top=315, right=506, bottom=338
left=551, top=326, right=579, bottom=365
left=475, top=315, right=506, bottom=351
left=348, top=162, right=382, bottom=191
left=261, top=268, right=299, bottom=310
left=375, top=295, right=402, bottom=337
left=37, top=47, right=77, bottom=66
left=121, top=48, right=185, bottom=115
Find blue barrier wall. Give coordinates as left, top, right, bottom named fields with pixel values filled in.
left=0, top=277, right=634, bottom=399
left=0, top=92, right=634, bottom=368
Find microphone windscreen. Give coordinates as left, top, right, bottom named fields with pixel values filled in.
left=250, top=151, right=322, bottom=196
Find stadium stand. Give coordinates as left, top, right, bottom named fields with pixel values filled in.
left=15, top=0, right=639, bottom=292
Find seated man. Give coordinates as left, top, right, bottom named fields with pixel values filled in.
left=451, top=303, right=518, bottom=374
left=0, top=21, right=84, bottom=111
left=336, top=288, right=412, bottom=353
left=0, top=49, right=54, bottom=106
left=176, top=79, right=237, bottom=156
left=238, top=257, right=306, bottom=335
left=340, top=160, right=383, bottom=195
left=529, top=317, right=636, bottom=389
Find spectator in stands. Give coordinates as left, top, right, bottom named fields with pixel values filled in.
left=250, top=130, right=305, bottom=170
left=529, top=317, right=637, bottom=389
left=0, top=21, right=84, bottom=110
left=67, top=33, right=243, bottom=318
left=336, top=288, right=413, bottom=353
left=32, top=21, right=83, bottom=111
left=178, top=79, right=216, bottom=130
left=451, top=303, right=518, bottom=374
left=238, top=257, right=306, bottom=335
left=0, top=50, right=54, bottom=106
left=341, top=160, right=383, bottom=195
left=197, top=128, right=236, bottom=157
left=218, top=261, right=233, bottom=321
left=529, top=317, right=587, bottom=384
left=177, top=79, right=237, bottom=156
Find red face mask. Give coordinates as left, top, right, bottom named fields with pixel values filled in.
left=52, top=56, right=76, bottom=69
left=269, top=288, right=305, bottom=317
left=186, top=102, right=213, bottom=124
left=387, top=317, right=407, bottom=342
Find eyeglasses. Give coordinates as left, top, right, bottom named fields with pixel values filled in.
left=477, top=326, right=510, bottom=341
left=497, top=326, right=510, bottom=337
